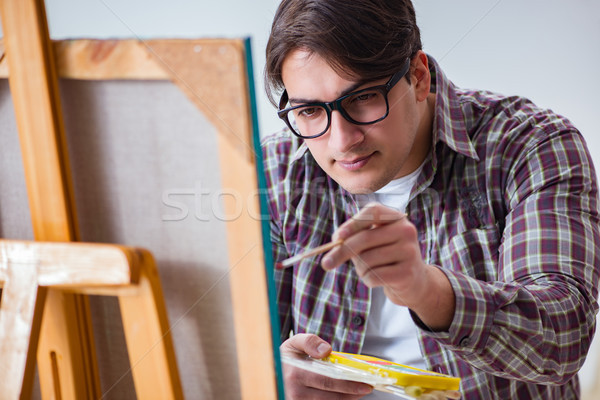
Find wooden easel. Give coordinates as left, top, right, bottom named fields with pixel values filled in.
left=0, top=0, right=183, bottom=398
left=0, top=240, right=182, bottom=399
left=0, top=0, right=280, bottom=398
left=0, top=0, right=103, bottom=397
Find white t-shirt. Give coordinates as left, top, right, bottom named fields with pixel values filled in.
left=355, top=165, right=426, bottom=399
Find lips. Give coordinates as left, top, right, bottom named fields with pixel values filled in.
left=336, top=153, right=374, bottom=171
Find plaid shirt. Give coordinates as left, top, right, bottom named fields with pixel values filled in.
left=262, top=55, right=600, bottom=399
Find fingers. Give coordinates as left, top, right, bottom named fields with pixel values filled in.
left=333, top=202, right=407, bottom=241
left=322, top=208, right=416, bottom=272
left=281, top=334, right=373, bottom=399
left=283, top=367, right=373, bottom=399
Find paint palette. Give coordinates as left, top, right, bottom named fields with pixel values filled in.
left=281, top=351, right=461, bottom=399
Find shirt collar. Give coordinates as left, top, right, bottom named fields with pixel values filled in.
left=291, top=140, right=309, bottom=162
left=428, top=55, right=479, bottom=161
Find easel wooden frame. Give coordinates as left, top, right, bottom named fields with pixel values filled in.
left=0, top=240, right=183, bottom=400
left=0, top=0, right=280, bottom=398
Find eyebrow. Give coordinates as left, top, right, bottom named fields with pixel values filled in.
left=288, top=79, right=370, bottom=105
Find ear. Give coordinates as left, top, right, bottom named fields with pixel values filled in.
left=410, top=50, right=431, bottom=102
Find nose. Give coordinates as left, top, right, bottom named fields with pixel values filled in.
left=327, top=111, right=364, bottom=153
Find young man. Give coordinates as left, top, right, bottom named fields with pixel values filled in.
left=262, top=0, right=600, bottom=398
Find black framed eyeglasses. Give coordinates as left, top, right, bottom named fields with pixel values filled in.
left=277, top=58, right=411, bottom=139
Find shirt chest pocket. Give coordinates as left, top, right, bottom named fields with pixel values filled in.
left=437, top=226, right=501, bottom=282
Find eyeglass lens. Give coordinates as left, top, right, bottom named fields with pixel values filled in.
left=287, top=88, right=388, bottom=138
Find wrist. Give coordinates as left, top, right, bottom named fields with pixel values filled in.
left=409, top=265, right=455, bottom=331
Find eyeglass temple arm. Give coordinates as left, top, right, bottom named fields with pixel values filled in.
left=278, top=90, right=289, bottom=111
left=387, top=58, right=411, bottom=89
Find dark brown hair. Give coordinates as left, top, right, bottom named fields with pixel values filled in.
left=265, top=0, right=422, bottom=105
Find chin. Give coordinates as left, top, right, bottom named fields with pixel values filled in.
left=336, top=171, right=396, bottom=195
left=343, top=186, right=371, bottom=195
left=334, top=176, right=378, bottom=195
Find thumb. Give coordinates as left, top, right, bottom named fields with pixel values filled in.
left=283, top=333, right=332, bottom=359
left=310, top=338, right=332, bottom=359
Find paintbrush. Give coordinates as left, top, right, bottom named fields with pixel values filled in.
left=276, top=239, right=344, bottom=269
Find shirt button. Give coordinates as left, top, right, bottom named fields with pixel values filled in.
left=459, top=336, right=471, bottom=347
left=352, top=315, right=364, bottom=327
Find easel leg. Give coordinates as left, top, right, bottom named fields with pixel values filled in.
left=37, top=292, right=100, bottom=399
left=0, top=267, right=47, bottom=400
left=119, top=253, right=183, bottom=400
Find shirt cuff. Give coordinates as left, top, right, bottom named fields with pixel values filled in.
left=411, top=266, right=495, bottom=353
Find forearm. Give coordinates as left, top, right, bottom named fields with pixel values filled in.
left=422, top=269, right=597, bottom=384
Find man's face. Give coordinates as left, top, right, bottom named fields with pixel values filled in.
left=281, top=49, right=431, bottom=194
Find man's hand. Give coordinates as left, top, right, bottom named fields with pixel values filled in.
left=321, top=203, right=455, bottom=331
left=281, top=333, right=373, bottom=399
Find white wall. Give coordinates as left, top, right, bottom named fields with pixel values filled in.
left=6, top=0, right=600, bottom=393
left=38, top=0, right=600, bottom=167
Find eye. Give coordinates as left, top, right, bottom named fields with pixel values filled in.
left=300, top=107, right=316, bottom=116
left=296, top=106, right=324, bottom=119
left=351, top=91, right=379, bottom=103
